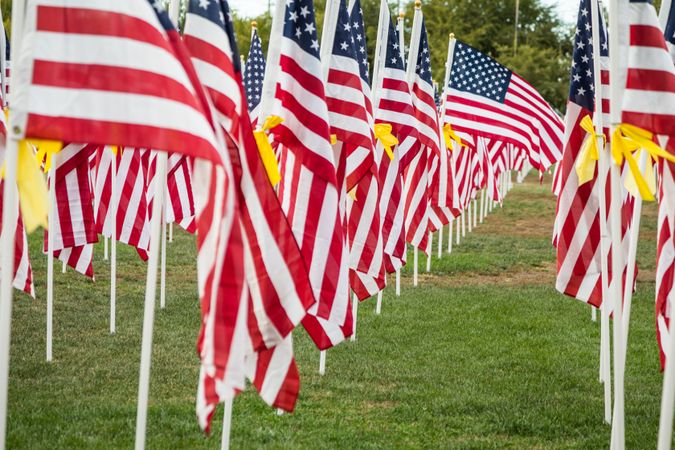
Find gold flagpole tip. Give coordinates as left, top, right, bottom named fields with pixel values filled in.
left=414, top=0, right=422, bottom=8
left=251, top=21, right=258, bottom=28
left=449, top=33, right=455, bottom=39
left=399, top=11, right=405, bottom=19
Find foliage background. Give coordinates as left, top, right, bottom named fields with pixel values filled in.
left=232, top=0, right=574, bottom=111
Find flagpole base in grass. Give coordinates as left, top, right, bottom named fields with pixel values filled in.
left=319, top=350, right=326, bottom=376
left=395, top=269, right=401, bottom=296
left=413, top=247, right=419, bottom=287
left=351, top=293, right=358, bottom=342
left=221, top=398, right=233, bottom=450
left=376, top=291, right=382, bottom=315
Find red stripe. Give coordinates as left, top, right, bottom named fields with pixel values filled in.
left=622, top=111, right=675, bottom=137
left=630, top=24, right=669, bottom=50
left=626, top=68, right=675, bottom=93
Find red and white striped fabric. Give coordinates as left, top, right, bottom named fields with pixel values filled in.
left=0, top=182, right=34, bottom=297
left=265, top=0, right=349, bottom=348
left=486, top=138, right=507, bottom=202
left=376, top=3, right=420, bottom=273
left=617, top=0, right=675, bottom=367
left=324, top=0, right=375, bottom=192
left=245, top=335, right=299, bottom=412
left=453, top=146, right=477, bottom=211
left=555, top=0, right=610, bottom=306
left=166, top=154, right=196, bottom=233
left=185, top=0, right=317, bottom=425
left=443, top=40, right=564, bottom=172
left=621, top=0, right=675, bottom=137
left=94, top=147, right=150, bottom=258
left=13, top=0, right=222, bottom=165
left=44, top=143, right=98, bottom=278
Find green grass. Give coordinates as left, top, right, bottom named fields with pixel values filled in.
left=6, top=174, right=666, bottom=448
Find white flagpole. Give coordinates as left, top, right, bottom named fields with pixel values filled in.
left=413, top=247, right=419, bottom=287
left=319, top=350, right=326, bottom=376
left=104, top=235, right=109, bottom=260
left=220, top=398, right=233, bottom=450
left=461, top=209, right=466, bottom=237
left=352, top=297, right=360, bottom=336
left=46, top=166, right=55, bottom=362
left=586, top=0, right=612, bottom=425
left=0, top=1, right=27, bottom=447
left=135, top=2, right=178, bottom=447
left=395, top=268, right=401, bottom=296
left=168, top=222, right=173, bottom=243
left=448, top=220, right=453, bottom=253
left=426, top=231, right=432, bottom=272
left=659, top=0, right=673, bottom=29
left=437, top=226, right=443, bottom=258
left=110, top=149, right=117, bottom=334
left=160, top=215, right=167, bottom=309
left=473, top=198, right=478, bottom=228
left=608, top=0, right=626, bottom=445
left=375, top=291, right=382, bottom=315
left=592, top=306, right=597, bottom=322
left=456, top=213, right=460, bottom=244
left=61, top=260, right=66, bottom=273
left=467, top=203, right=473, bottom=233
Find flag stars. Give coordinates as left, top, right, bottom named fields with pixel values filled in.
left=340, top=41, right=349, bottom=51
left=289, top=11, right=298, bottom=22
left=199, top=0, right=209, bottom=9
left=311, top=39, right=319, bottom=51
left=300, top=6, right=310, bottom=17
left=304, top=22, right=316, bottom=34
left=577, top=86, right=586, bottom=96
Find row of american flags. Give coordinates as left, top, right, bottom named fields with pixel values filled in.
left=0, top=0, right=673, bottom=446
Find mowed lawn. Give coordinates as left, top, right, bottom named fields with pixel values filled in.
left=6, top=173, right=667, bottom=448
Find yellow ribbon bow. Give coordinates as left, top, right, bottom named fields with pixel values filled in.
left=0, top=140, right=53, bottom=232
left=253, top=115, right=283, bottom=187
left=575, top=115, right=604, bottom=186
left=33, top=139, right=63, bottom=173
left=374, top=123, right=399, bottom=160
left=442, top=123, right=465, bottom=151
left=611, top=124, right=675, bottom=201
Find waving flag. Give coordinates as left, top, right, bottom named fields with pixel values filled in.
left=554, top=0, right=610, bottom=306
left=266, top=0, right=350, bottom=349
left=375, top=1, right=419, bottom=273
left=165, top=154, right=196, bottom=233
left=347, top=0, right=386, bottom=300
left=444, top=40, right=564, bottom=172
left=44, top=144, right=98, bottom=278
left=244, top=25, right=265, bottom=123
left=403, top=15, right=438, bottom=251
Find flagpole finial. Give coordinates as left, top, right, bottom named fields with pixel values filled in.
left=415, top=0, right=421, bottom=8
left=399, top=11, right=405, bottom=19
left=251, top=21, right=258, bottom=28
left=449, top=33, right=455, bottom=40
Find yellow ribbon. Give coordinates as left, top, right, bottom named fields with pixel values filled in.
left=0, top=140, right=50, bottom=232
left=253, top=115, right=283, bottom=187
left=374, top=123, right=399, bottom=161
left=347, top=187, right=357, bottom=201
left=442, top=123, right=465, bottom=151
left=110, top=145, right=119, bottom=155
left=330, top=134, right=337, bottom=145
left=611, top=124, right=675, bottom=201
left=33, top=139, right=63, bottom=173
left=575, top=115, right=604, bottom=186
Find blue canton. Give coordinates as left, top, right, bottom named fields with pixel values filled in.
left=331, top=0, right=359, bottom=62
left=665, top=1, right=675, bottom=49
left=245, top=29, right=266, bottom=112
left=283, top=0, right=321, bottom=59
left=415, top=19, right=433, bottom=86
left=349, top=0, right=370, bottom=85
left=384, top=16, right=405, bottom=71
left=449, top=41, right=511, bottom=104
left=568, top=0, right=608, bottom=110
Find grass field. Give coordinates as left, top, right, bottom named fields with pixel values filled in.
left=5, top=173, right=667, bottom=448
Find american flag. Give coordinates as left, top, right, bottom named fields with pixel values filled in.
left=404, top=15, right=437, bottom=251
left=185, top=0, right=316, bottom=425
left=266, top=0, right=350, bottom=349
left=244, top=26, right=265, bottom=122
left=44, top=144, right=99, bottom=278
left=347, top=0, right=386, bottom=300
left=12, top=0, right=222, bottom=165
left=94, top=147, right=150, bottom=259
left=165, top=154, right=196, bottom=233
left=621, top=0, right=675, bottom=367
left=325, top=0, right=375, bottom=192
left=374, top=0, right=419, bottom=273
left=443, top=40, right=564, bottom=172
left=554, top=0, right=611, bottom=307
